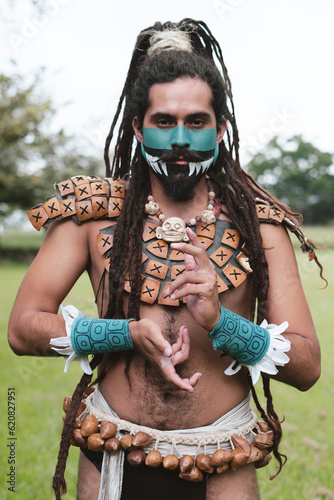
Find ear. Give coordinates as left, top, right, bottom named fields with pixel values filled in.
left=216, top=119, right=227, bottom=144
left=132, top=117, right=143, bottom=143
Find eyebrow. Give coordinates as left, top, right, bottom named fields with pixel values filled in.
left=150, top=112, right=212, bottom=121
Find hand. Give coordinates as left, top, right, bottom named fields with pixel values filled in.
left=129, top=318, right=202, bottom=392
left=164, top=228, right=221, bottom=332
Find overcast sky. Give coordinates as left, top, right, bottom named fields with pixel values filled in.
left=1, top=0, right=333, bottom=164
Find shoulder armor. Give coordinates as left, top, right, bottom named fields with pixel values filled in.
left=255, top=198, right=285, bottom=224
left=255, top=198, right=315, bottom=260
left=27, top=175, right=125, bottom=231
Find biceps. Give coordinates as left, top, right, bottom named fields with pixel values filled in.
left=262, top=226, right=315, bottom=336
left=14, top=223, right=89, bottom=314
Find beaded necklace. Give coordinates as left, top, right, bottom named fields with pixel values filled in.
left=144, top=180, right=220, bottom=242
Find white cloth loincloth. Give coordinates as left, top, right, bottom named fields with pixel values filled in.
left=83, top=387, right=258, bottom=500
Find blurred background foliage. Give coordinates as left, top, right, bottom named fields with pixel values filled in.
left=0, top=71, right=104, bottom=227
left=247, top=136, right=334, bottom=225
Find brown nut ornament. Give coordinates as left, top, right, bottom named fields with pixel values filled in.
left=87, top=433, right=105, bottom=452
left=253, top=431, right=274, bottom=450
left=196, top=454, right=214, bottom=474
left=145, top=450, right=162, bottom=468
left=63, top=396, right=72, bottom=413
left=216, top=463, right=229, bottom=474
left=247, top=444, right=263, bottom=464
left=231, top=435, right=250, bottom=456
left=81, top=415, right=99, bottom=437
left=210, top=449, right=232, bottom=467
left=229, top=449, right=249, bottom=471
left=120, top=434, right=133, bottom=450
left=179, top=466, right=203, bottom=482
left=76, top=401, right=86, bottom=416
left=127, top=450, right=146, bottom=466
left=105, top=437, right=120, bottom=453
left=179, top=455, right=195, bottom=473
left=74, top=417, right=82, bottom=429
left=255, top=453, right=272, bottom=469
left=100, top=421, right=117, bottom=440
left=73, top=429, right=87, bottom=448
left=162, top=455, right=179, bottom=471
left=257, top=420, right=271, bottom=433
left=131, top=431, right=154, bottom=448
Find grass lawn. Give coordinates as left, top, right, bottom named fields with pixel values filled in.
left=0, top=229, right=333, bottom=499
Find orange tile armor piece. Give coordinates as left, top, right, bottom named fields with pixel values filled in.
left=28, top=176, right=316, bottom=305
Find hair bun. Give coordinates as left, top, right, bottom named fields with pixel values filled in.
left=147, top=30, right=193, bottom=57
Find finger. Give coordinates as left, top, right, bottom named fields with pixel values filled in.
left=165, top=272, right=216, bottom=298
left=172, top=227, right=209, bottom=250
left=144, top=328, right=174, bottom=357
left=172, top=327, right=190, bottom=365
left=186, top=227, right=205, bottom=247
left=189, top=372, right=202, bottom=387
left=184, top=254, right=197, bottom=271
left=161, top=360, right=195, bottom=392
left=130, top=321, right=173, bottom=358
left=171, top=325, right=187, bottom=354
left=170, top=240, right=213, bottom=272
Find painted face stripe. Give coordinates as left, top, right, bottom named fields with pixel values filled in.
left=142, top=144, right=216, bottom=160
left=142, top=126, right=217, bottom=151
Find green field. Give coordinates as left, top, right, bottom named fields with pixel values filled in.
left=0, top=230, right=333, bottom=499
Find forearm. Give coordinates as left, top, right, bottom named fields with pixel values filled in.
left=271, top=332, right=321, bottom=391
left=8, top=308, right=66, bottom=356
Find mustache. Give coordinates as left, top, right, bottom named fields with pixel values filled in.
left=160, top=149, right=204, bottom=163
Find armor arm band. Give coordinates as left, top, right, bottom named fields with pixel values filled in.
left=50, top=305, right=133, bottom=375
left=209, top=306, right=291, bottom=385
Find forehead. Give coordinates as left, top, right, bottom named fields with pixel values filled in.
left=145, top=77, right=215, bottom=117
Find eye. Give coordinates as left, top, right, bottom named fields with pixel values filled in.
left=156, top=119, right=174, bottom=128
left=188, top=119, right=205, bottom=128
left=174, top=223, right=181, bottom=230
left=165, top=222, right=171, bottom=229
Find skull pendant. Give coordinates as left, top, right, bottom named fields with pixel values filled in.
left=155, top=217, right=190, bottom=243
left=200, top=210, right=216, bottom=224
left=145, top=200, right=160, bottom=215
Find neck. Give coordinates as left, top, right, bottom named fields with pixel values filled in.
left=149, top=172, right=209, bottom=221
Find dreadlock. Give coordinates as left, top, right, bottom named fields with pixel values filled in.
left=54, top=19, right=319, bottom=491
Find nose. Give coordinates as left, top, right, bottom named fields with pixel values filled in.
left=170, top=126, right=190, bottom=149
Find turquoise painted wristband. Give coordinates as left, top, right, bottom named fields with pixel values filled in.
left=71, top=317, right=134, bottom=355
left=209, top=307, right=270, bottom=365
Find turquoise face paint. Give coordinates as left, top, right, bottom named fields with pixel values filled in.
left=141, top=126, right=219, bottom=178
left=142, top=126, right=217, bottom=151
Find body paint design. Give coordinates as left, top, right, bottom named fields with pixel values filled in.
left=141, top=126, right=219, bottom=177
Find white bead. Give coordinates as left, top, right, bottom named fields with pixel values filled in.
left=189, top=218, right=197, bottom=226
left=208, top=191, right=215, bottom=197
left=159, top=213, right=166, bottom=221
left=207, top=204, right=214, bottom=210
left=148, top=195, right=154, bottom=201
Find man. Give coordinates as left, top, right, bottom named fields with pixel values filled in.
left=8, top=19, right=321, bottom=500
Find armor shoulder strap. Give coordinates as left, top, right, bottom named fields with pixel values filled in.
left=255, top=198, right=315, bottom=260
left=27, top=176, right=125, bottom=231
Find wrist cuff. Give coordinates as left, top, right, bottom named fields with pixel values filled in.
left=209, top=307, right=270, bottom=365
left=71, top=317, right=134, bottom=355
left=209, top=307, right=291, bottom=384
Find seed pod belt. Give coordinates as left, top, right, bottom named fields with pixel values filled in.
left=82, top=392, right=259, bottom=449
left=63, top=388, right=274, bottom=493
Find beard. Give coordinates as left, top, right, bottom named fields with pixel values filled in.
left=158, top=164, right=202, bottom=201
left=154, top=149, right=208, bottom=202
